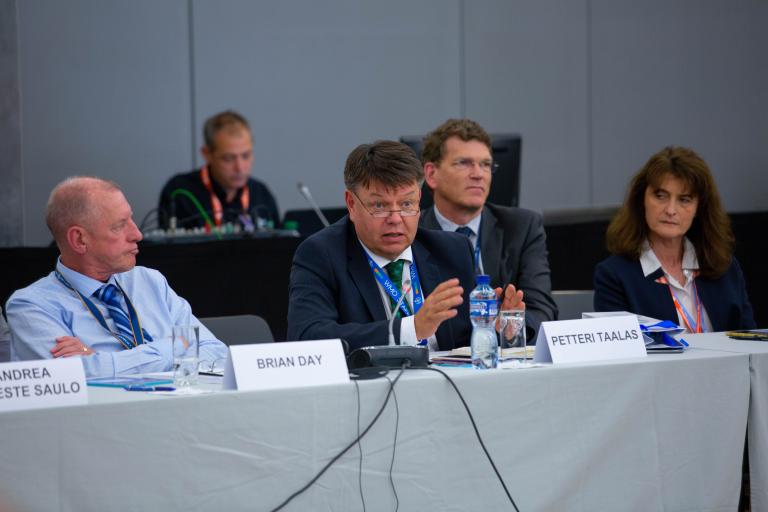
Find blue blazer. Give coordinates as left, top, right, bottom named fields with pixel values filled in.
left=287, top=216, right=476, bottom=351
left=593, top=255, right=756, bottom=331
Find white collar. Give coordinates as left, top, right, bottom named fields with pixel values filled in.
left=640, top=238, right=700, bottom=278
left=358, top=240, right=413, bottom=269
left=433, top=205, right=482, bottom=237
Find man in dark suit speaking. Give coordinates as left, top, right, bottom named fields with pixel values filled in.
left=419, top=119, right=557, bottom=340
left=288, top=140, right=522, bottom=351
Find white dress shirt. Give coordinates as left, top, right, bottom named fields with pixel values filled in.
left=433, top=206, right=484, bottom=273
left=639, top=238, right=713, bottom=333
left=7, top=259, right=228, bottom=378
left=358, top=242, right=438, bottom=350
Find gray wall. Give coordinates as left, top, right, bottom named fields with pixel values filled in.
left=0, top=0, right=22, bottom=246
left=2, top=0, right=767, bottom=246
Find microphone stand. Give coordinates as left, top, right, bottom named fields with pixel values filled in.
left=388, top=285, right=411, bottom=346
left=297, top=182, right=330, bottom=228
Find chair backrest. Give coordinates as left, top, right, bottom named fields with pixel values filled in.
left=282, top=207, right=347, bottom=237
left=199, top=315, right=274, bottom=345
left=552, top=290, right=595, bottom=321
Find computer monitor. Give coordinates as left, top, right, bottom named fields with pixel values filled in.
left=399, top=134, right=522, bottom=209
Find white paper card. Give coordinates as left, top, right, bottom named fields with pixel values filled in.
left=0, top=358, right=87, bottom=413
left=223, top=339, right=349, bottom=391
left=533, top=315, right=646, bottom=364
left=582, top=310, right=661, bottom=326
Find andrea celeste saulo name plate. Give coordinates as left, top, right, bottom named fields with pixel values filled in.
left=223, top=339, right=349, bottom=391
left=533, top=315, right=646, bottom=364
left=0, top=358, right=88, bottom=413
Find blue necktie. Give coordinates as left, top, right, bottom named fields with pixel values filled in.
left=455, top=226, right=474, bottom=239
left=96, top=284, right=137, bottom=346
left=456, top=226, right=481, bottom=273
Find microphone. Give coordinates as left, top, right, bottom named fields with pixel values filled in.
left=168, top=201, right=177, bottom=232
left=347, top=284, right=428, bottom=369
left=173, top=210, right=213, bottom=229
left=172, top=206, right=263, bottom=231
left=138, top=207, right=161, bottom=231
left=388, top=285, right=411, bottom=346
left=347, top=287, right=429, bottom=368
left=297, top=182, right=330, bottom=228
left=247, top=203, right=277, bottom=230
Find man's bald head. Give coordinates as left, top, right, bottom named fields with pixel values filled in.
left=45, top=177, right=122, bottom=246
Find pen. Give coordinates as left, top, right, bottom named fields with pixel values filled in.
left=124, top=385, right=176, bottom=392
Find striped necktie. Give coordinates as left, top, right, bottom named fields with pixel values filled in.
left=96, top=284, right=137, bottom=347
left=384, top=259, right=406, bottom=318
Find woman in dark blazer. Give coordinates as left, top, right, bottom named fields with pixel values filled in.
left=594, top=146, right=755, bottom=332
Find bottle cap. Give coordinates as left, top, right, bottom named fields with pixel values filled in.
left=475, top=274, right=490, bottom=285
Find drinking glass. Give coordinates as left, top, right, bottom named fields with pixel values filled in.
left=172, top=325, right=200, bottom=388
left=498, top=310, right=527, bottom=360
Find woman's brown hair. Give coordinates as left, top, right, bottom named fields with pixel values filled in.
left=606, top=146, right=734, bottom=278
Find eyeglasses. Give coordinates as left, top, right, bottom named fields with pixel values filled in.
left=351, top=190, right=420, bottom=218
left=450, top=158, right=499, bottom=174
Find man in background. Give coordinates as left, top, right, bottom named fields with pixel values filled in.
left=158, top=110, right=279, bottom=230
left=7, top=177, right=228, bottom=378
left=419, top=118, right=557, bottom=339
left=288, top=140, right=523, bottom=351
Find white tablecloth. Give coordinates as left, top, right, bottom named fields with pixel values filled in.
left=687, top=332, right=768, bottom=511
left=0, top=349, right=750, bottom=511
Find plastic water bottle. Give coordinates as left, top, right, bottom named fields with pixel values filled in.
left=470, top=274, right=499, bottom=369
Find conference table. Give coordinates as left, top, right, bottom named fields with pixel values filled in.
left=685, top=332, right=768, bottom=512
left=0, top=345, right=751, bottom=512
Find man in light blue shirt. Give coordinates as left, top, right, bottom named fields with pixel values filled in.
left=6, top=177, right=228, bottom=378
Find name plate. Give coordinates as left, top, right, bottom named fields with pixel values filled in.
left=0, top=358, right=88, bottom=413
left=533, top=315, right=646, bottom=364
left=223, top=339, right=349, bottom=391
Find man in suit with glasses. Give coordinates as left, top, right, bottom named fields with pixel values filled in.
left=419, top=119, right=557, bottom=340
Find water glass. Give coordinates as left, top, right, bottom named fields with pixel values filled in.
left=499, top=310, right=527, bottom=359
left=172, top=325, right=200, bottom=388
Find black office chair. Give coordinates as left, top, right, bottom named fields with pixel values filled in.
left=200, top=315, right=274, bottom=345
left=0, top=306, right=9, bottom=363
left=551, top=290, right=595, bottom=320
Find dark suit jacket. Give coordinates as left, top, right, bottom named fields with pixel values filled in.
left=420, top=204, right=557, bottom=339
left=593, top=254, right=756, bottom=331
left=287, top=216, right=476, bottom=351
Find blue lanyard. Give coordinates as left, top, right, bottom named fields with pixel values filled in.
left=54, top=269, right=152, bottom=349
left=365, top=254, right=424, bottom=318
